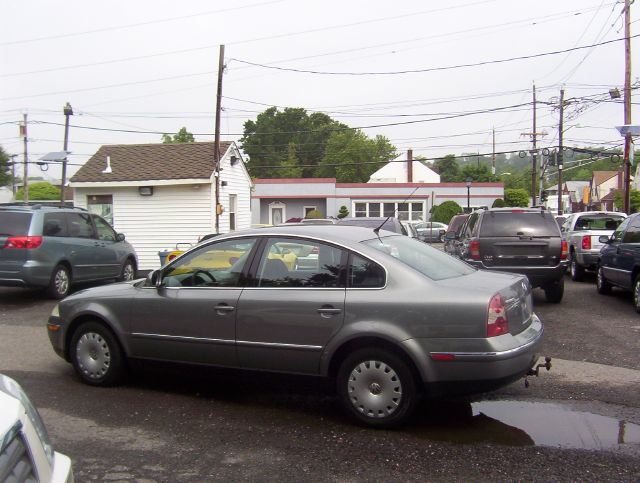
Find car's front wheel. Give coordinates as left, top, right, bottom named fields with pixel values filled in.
left=46, top=264, right=71, bottom=299
left=596, top=266, right=612, bottom=295
left=119, top=259, right=136, bottom=282
left=337, top=348, right=418, bottom=428
left=70, top=321, right=125, bottom=386
left=544, top=278, right=564, bottom=303
left=633, top=277, right=640, bottom=314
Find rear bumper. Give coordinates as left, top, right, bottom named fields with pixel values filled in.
left=0, top=261, right=53, bottom=288
left=465, top=261, right=567, bottom=287
left=576, top=252, right=599, bottom=269
left=403, top=314, right=544, bottom=391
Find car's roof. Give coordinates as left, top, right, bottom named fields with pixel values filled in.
left=208, top=224, right=398, bottom=245
left=0, top=203, right=86, bottom=213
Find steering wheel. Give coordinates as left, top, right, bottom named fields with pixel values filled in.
left=191, top=269, right=216, bottom=286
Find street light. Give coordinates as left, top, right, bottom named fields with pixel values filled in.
left=466, top=177, right=473, bottom=212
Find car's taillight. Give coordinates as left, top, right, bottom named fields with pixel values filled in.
left=487, top=293, right=509, bottom=337
left=469, top=239, right=481, bottom=260
left=561, top=240, right=568, bottom=260
left=3, top=236, right=43, bottom=249
left=581, top=235, right=591, bottom=250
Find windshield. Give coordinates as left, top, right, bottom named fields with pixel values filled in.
left=362, top=235, right=475, bottom=280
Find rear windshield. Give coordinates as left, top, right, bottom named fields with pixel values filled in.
left=0, top=212, right=32, bottom=236
left=339, top=219, right=402, bottom=233
left=573, top=214, right=625, bottom=230
left=480, top=212, right=559, bottom=237
left=363, top=235, right=475, bottom=280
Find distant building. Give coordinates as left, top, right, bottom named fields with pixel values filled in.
left=368, top=152, right=440, bottom=183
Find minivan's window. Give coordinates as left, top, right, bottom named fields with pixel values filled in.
left=363, top=235, right=475, bottom=280
left=162, top=238, right=256, bottom=288
left=43, top=213, right=68, bottom=237
left=0, top=212, right=32, bottom=236
left=92, top=215, right=116, bottom=242
left=480, top=212, right=558, bottom=237
left=65, top=213, right=95, bottom=239
left=256, top=238, right=344, bottom=288
left=349, top=254, right=385, bottom=288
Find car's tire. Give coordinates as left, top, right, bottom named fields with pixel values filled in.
left=633, top=277, right=640, bottom=314
left=544, top=278, right=564, bottom=303
left=119, top=258, right=136, bottom=282
left=570, top=254, right=585, bottom=282
left=596, top=266, right=612, bottom=295
left=46, top=264, right=71, bottom=299
left=70, top=321, right=125, bottom=386
left=337, top=348, right=418, bottom=428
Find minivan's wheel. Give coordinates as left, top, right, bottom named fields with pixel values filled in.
left=119, top=259, right=136, bottom=282
left=570, top=255, right=585, bottom=282
left=596, top=266, right=611, bottom=295
left=337, top=348, right=417, bottom=428
left=46, top=264, right=71, bottom=299
left=70, top=321, right=125, bottom=386
left=633, top=277, right=640, bottom=314
left=544, top=278, right=564, bottom=303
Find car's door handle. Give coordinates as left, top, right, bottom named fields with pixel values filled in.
left=317, top=307, right=342, bottom=317
left=214, top=304, right=235, bottom=313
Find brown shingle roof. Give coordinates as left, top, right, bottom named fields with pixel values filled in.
left=71, top=142, right=232, bottom=183
left=592, top=170, right=619, bottom=187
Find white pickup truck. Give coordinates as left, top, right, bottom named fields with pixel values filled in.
left=560, top=211, right=627, bottom=281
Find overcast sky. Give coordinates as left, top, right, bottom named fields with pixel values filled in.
left=0, top=0, right=638, bottom=181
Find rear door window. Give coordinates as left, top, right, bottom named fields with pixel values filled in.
left=0, top=212, right=32, bottom=236
left=480, top=212, right=559, bottom=237
left=65, top=213, right=96, bottom=239
left=43, top=213, right=68, bottom=237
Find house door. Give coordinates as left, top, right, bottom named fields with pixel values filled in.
left=269, top=202, right=286, bottom=225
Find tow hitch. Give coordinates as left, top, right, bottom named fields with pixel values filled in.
left=524, top=356, right=552, bottom=388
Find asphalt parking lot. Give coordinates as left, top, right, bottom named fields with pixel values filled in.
left=1, top=272, right=639, bottom=481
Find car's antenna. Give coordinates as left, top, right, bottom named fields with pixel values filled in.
left=373, top=184, right=422, bottom=236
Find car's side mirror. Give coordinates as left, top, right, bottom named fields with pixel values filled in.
left=599, top=235, right=612, bottom=244
left=116, top=233, right=126, bottom=242
left=444, top=231, right=457, bottom=241
left=148, top=269, right=163, bottom=288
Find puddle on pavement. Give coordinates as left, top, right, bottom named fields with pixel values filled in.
left=409, top=400, right=640, bottom=452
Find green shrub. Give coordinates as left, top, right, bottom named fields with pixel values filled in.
left=432, top=201, right=463, bottom=224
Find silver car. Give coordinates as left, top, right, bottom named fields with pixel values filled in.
left=47, top=225, right=544, bottom=427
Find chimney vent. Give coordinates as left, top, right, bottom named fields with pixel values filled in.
left=102, top=155, right=113, bottom=174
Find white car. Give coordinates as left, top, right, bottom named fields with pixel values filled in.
left=0, top=374, right=73, bottom=482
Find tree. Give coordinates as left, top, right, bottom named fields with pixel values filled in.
left=432, top=155, right=460, bottom=182
left=15, top=181, right=60, bottom=200
left=431, top=201, right=463, bottom=224
left=162, top=127, right=195, bottom=144
left=0, top=145, right=10, bottom=187
left=305, top=209, right=323, bottom=219
left=314, top=130, right=396, bottom=182
left=460, top=164, right=498, bottom=182
left=337, top=206, right=349, bottom=218
left=504, top=188, right=530, bottom=207
left=492, top=198, right=506, bottom=207
left=614, top=189, right=640, bottom=213
left=279, top=142, right=303, bottom=178
left=241, top=107, right=347, bottom=179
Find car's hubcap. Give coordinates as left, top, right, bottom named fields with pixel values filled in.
left=634, top=282, right=640, bottom=308
left=55, top=269, right=69, bottom=295
left=123, top=263, right=134, bottom=281
left=347, top=360, right=402, bottom=418
left=597, top=269, right=603, bottom=288
left=76, top=332, right=111, bottom=379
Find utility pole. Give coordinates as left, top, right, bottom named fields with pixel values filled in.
left=491, top=127, right=496, bottom=175
left=213, top=45, right=225, bottom=233
left=532, top=84, right=537, bottom=206
left=9, top=154, right=17, bottom=196
left=623, top=0, right=632, bottom=214
left=558, top=89, right=565, bottom=215
left=61, top=102, right=73, bottom=205
left=21, top=113, right=28, bottom=202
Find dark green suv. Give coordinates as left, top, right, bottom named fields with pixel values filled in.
left=0, top=203, right=138, bottom=298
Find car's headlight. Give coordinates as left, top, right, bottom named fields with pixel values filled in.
left=0, top=374, right=55, bottom=464
left=50, top=304, right=60, bottom=317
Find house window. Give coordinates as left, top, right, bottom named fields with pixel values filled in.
left=229, top=194, right=237, bottom=231
left=352, top=201, right=425, bottom=221
left=303, top=206, right=317, bottom=217
left=87, top=195, right=113, bottom=225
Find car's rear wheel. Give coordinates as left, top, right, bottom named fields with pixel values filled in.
left=596, top=266, right=612, bottom=295
left=46, top=264, right=71, bottom=299
left=544, top=278, right=564, bottom=303
left=570, top=254, right=585, bottom=282
left=70, top=321, right=125, bottom=386
left=337, top=348, right=418, bottom=428
left=119, top=259, right=136, bottom=282
left=633, top=277, right=640, bottom=313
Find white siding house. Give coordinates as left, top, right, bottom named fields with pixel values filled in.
left=70, top=142, right=252, bottom=271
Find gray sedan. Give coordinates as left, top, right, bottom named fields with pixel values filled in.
left=47, top=225, right=544, bottom=427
